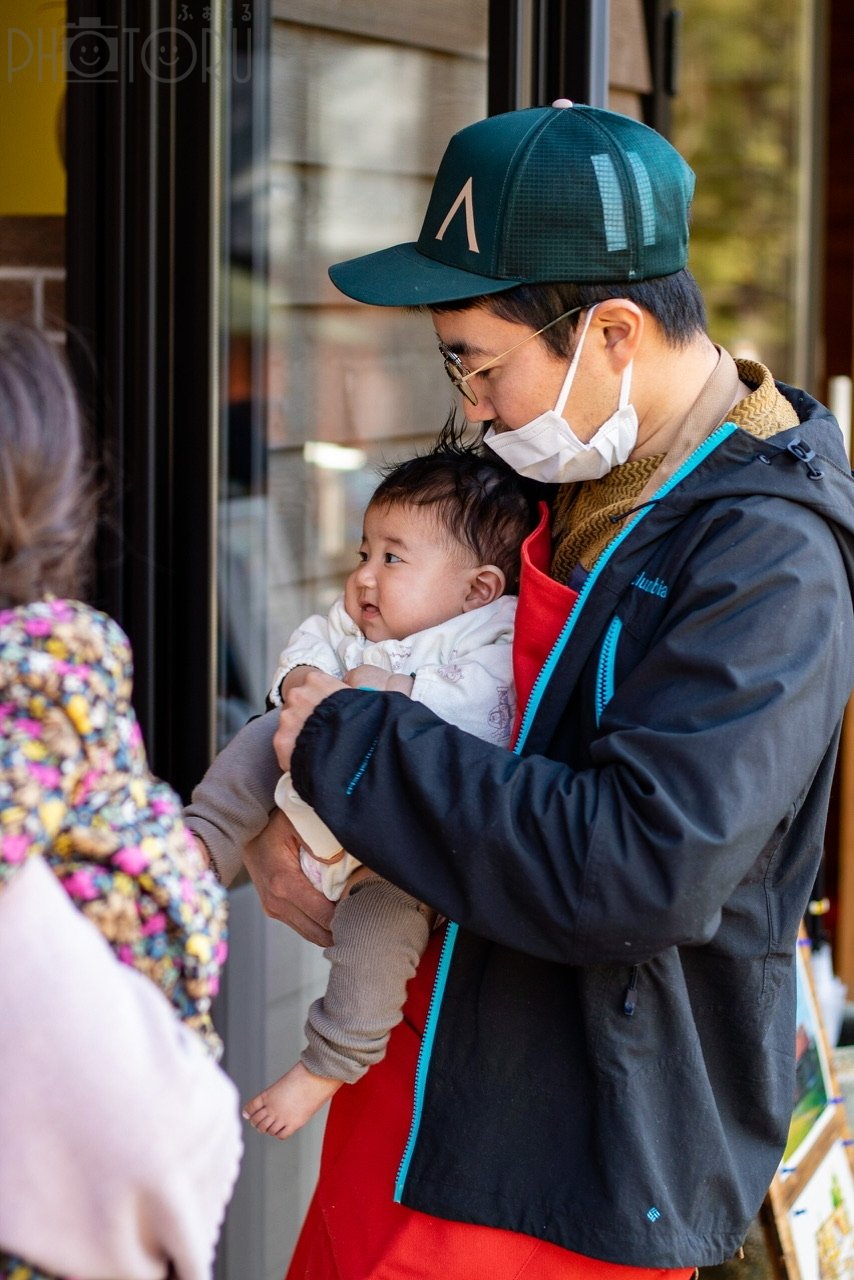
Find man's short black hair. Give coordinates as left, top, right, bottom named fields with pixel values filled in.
left=371, top=416, right=537, bottom=594
left=430, top=269, right=707, bottom=358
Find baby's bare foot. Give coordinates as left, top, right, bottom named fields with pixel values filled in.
left=242, top=1061, right=341, bottom=1140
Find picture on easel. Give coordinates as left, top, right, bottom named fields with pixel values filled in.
left=784, top=1140, right=854, bottom=1280
left=781, top=940, right=839, bottom=1173
left=761, top=935, right=854, bottom=1280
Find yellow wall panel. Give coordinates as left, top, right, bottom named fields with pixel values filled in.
left=0, top=1, right=67, bottom=215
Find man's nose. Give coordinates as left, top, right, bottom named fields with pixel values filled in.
left=461, top=391, right=495, bottom=425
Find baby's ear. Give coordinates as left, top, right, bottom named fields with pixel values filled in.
left=463, top=564, right=506, bottom=610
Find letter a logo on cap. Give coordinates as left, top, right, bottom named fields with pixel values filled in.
left=434, top=177, right=480, bottom=253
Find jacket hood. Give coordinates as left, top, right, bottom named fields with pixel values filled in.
left=647, top=383, right=854, bottom=595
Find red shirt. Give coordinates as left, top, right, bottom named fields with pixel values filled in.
left=512, top=502, right=579, bottom=742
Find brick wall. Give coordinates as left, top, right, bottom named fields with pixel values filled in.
left=0, top=216, right=65, bottom=338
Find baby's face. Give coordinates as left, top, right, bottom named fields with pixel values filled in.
left=344, top=501, right=480, bottom=643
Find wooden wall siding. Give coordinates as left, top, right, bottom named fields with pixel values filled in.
left=265, top=12, right=487, bottom=651
left=609, top=0, right=652, bottom=119
left=273, top=0, right=486, bottom=55
left=270, top=23, right=486, bottom=311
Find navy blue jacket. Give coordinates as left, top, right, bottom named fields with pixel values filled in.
left=291, top=388, right=854, bottom=1268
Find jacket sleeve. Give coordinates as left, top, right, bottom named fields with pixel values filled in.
left=291, top=498, right=854, bottom=965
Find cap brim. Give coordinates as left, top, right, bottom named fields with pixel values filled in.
left=328, top=242, right=526, bottom=307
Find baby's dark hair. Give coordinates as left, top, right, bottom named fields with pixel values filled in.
left=370, top=416, right=537, bottom=594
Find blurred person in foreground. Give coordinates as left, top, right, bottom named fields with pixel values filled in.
left=0, top=322, right=242, bottom=1280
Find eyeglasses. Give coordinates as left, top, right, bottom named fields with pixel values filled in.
left=438, top=306, right=583, bottom=406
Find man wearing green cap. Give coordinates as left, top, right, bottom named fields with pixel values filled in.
left=240, top=102, right=854, bottom=1274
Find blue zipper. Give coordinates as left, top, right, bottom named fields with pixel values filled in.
left=394, top=420, right=739, bottom=1198
left=515, top=420, right=739, bottom=753
left=595, top=616, right=623, bottom=727
left=394, top=921, right=460, bottom=1200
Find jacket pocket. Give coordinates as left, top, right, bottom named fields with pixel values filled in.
left=581, top=951, right=700, bottom=1084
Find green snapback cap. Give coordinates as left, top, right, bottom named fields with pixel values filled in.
left=328, top=102, right=696, bottom=306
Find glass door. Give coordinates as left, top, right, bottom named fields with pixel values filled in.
left=214, top=5, right=488, bottom=1273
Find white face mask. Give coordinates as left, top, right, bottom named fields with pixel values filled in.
left=484, top=305, right=638, bottom=483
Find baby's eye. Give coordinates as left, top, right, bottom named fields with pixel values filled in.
left=357, top=549, right=368, bottom=563
left=384, top=552, right=402, bottom=564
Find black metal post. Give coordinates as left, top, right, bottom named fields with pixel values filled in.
left=65, top=0, right=220, bottom=798
left=531, top=0, right=609, bottom=108
left=642, top=1, right=682, bottom=135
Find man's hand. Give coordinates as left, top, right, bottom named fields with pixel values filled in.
left=273, top=669, right=346, bottom=774
left=243, top=809, right=334, bottom=946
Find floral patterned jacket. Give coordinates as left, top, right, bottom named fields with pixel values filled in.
left=0, top=598, right=228, bottom=1280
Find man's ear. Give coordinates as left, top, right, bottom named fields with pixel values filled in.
left=592, top=298, right=644, bottom=371
left=463, top=564, right=506, bottom=610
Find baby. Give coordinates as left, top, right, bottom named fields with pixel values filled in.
left=187, top=426, right=536, bottom=1137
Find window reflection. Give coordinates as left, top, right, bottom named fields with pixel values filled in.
left=219, top=12, right=487, bottom=743
left=672, top=0, right=817, bottom=385
left=215, top=11, right=487, bottom=1266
